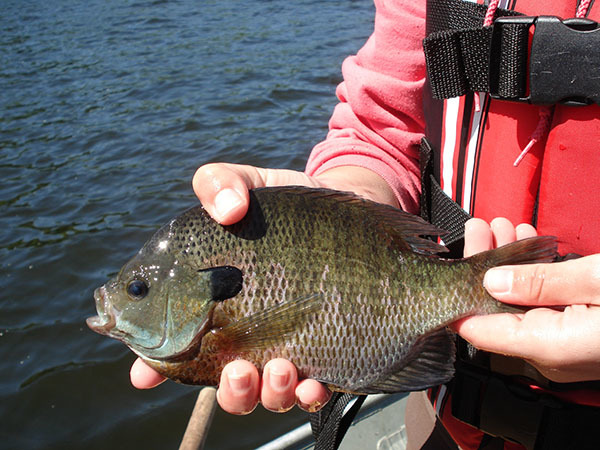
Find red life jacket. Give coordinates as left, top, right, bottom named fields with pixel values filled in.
left=423, top=0, right=600, bottom=448
left=429, top=0, right=600, bottom=256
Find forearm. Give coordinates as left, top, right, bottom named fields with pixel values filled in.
left=306, top=0, right=426, bottom=214
left=307, top=147, right=419, bottom=213
left=313, top=166, right=400, bottom=209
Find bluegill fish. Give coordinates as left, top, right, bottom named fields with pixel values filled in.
left=87, top=187, right=557, bottom=394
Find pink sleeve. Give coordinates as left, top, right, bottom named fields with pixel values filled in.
left=305, top=0, right=426, bottom=214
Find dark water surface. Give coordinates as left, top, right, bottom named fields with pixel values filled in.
left=1, top=0, right=375, bottom=448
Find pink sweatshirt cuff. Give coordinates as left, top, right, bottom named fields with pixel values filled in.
left=306, top=138, right=421, bottom=214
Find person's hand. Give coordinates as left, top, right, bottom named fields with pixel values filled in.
left=190, top=162, right=400, bottom=226
left=131, top=162, right=399, bottom=413
left=455, top=217, right=600, bottom=383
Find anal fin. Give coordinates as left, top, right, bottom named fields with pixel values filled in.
left=360, top=327, right=456, bottom=394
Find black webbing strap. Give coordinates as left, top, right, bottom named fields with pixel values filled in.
left=420, top=138, right=471, bottom=256
left=424, top=0, right=528, bottom=100
left=309, top=393, right=367, bottom=450
left=430, top=176, right=471, bottom=249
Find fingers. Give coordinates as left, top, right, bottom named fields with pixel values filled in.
left=260, top=359, right=298, bottom=412
left=261, top=362, right=331, bottom=413
left=465, top=217, right=600, bottom=307
left=296, top=379, right=332, bottom=412
left=455, top=313, right=533, bottom=358
left=490, top=217, right=516, bottom=247
left=464, top=218, right=538, bottom=257
left=217, top=360, right=260, bottom=415
left=192, top=163, right=315, bottom=225
left=131, top=355, right=329, bottom=414
left=484, top=254, right=600, bottom=306
left=463, top=218, right=493, bottom=257
left=515, top=222, right=537, bottom=240
left=458, top=217, right=600, bottom=383
left=455, top=305, right=600, bottom=382
left=216, top=359, right=331, bottom=414
left=130, top=358, right=167, bottom=389
left=192, top=164, right=252, bottom=225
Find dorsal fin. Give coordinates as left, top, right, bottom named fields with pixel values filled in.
left=253, top=186, right=448, bottom=255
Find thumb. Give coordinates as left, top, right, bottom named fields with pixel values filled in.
left=193, top=163, right=251, bottom=225
left=483, top=254, right=600, bottom=306
left=192, top=163, right=316, bottom=225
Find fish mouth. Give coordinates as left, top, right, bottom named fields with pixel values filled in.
left=86, top=285, right=118, bottom=336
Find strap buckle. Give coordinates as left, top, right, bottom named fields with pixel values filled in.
left=491, top=16, right=600, bottom=106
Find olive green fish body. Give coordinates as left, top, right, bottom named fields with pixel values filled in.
left=88, top=187, right=557, bottom=394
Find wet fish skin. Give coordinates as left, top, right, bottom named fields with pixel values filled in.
left=87, top=186, right=557, bottom=394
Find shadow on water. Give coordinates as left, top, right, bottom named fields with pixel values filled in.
left=0, top=0, right=375, bottom=448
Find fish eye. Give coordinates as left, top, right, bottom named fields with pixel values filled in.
left=126, top=279, right=149, bottom=300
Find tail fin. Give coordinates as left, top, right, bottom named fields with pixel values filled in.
left=468, top=236, right=558, bottom=268
left=468, top=236, right=558, bottom=314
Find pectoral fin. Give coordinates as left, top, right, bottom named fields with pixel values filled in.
left=211, top=294, right=323, bottom=352
left=358, top=327, right=456, bottom=394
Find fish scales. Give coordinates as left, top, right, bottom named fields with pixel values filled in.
left=88, top=186, right=558, bottom=394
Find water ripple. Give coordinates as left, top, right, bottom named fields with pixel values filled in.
left=0, top=0, right=375, bottom=447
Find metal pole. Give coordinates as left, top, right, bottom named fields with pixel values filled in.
left=179, top=387, right=217, bottom=450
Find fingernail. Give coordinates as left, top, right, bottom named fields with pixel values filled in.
left=304, top=400, right=323, bottom=413
left=227, top=370, right=251, bottom=395
left=269, top=368, right=291, bottom=392
left=214, top=188, right=243, bottom=220
left=484, top=268, right=513, bottom=295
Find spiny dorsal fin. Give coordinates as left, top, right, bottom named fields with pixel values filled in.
left=355, top=327, right=456, bottom=394
left=253, top=186, right=448, bottom=255
left=210, top=293, right=322, bottom=351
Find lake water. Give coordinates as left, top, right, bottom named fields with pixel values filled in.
left=0, top=0, right=375, bottom=448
